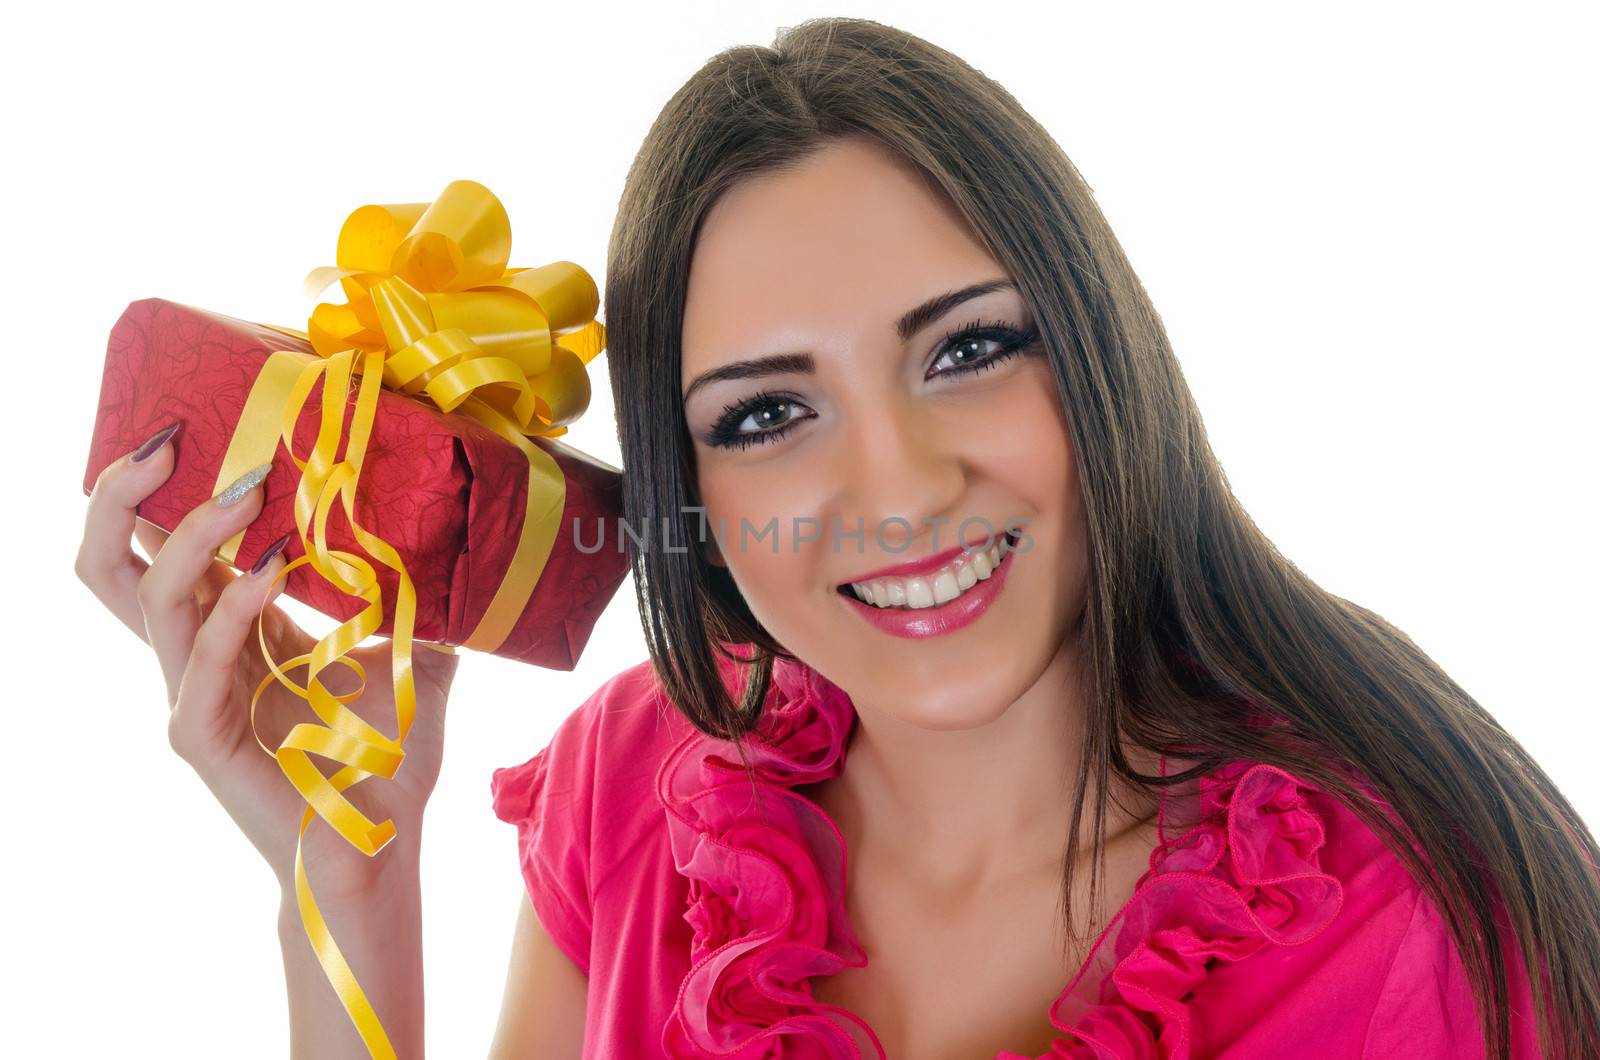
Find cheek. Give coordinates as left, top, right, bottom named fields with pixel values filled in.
left=986, top=368, right=1088, bottom=625
left=695, top=465, right=812, bottom=601
left=1022, top=373, right=1090, bottom=591
left=980, top=363, right=1078, bottom=519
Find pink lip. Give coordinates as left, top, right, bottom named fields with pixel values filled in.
left=838, top=534, right=1017, bottom=640
left=837, top=529, right=1014, bottom=585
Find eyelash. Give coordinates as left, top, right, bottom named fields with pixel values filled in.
left=704, top=319, right=1042, bottom=451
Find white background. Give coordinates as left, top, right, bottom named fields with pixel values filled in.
left=5, top=1, right=1595, bottom=1055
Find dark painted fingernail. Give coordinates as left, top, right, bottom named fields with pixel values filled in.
left=130, top=421, right=183, bottom=463
left=251, top=532, right=293, bottom=576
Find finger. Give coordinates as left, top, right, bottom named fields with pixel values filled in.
left=140, top=462, right=273, bottom=707
left=76, top=422, right=185, bottom=642
left=171, top=542, right=290, bottom=757
left=135, top=519, right=239, bottom=615
left=132, top=519, right=168, bottom=557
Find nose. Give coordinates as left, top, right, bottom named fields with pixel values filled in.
left=829, top=387, right=967, bottom=556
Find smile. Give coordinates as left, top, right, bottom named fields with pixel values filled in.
left=839, top=529, right=1017, bottom=609
left=835, top=529, right=1021, bottom=640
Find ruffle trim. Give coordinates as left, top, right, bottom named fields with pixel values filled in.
left=1008, top=759, right=1346, bottom=1059
left=656, top=652, right=884, bottom=1058
left=656, top=652, right=1346, bottom=1060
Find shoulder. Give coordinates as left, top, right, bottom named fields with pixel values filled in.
left=555, top=656, right=695, bottom=800
left=1180, top=759, right=1545, bottom=1059
left=1294, top=763, right=1546, bottom=1059
left=490, top=657, right=694, bottom=888
left=1114, top=758, right=1505, bottom=1056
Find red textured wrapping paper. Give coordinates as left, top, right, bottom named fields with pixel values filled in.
left=81, top=298, right=629, bottom=669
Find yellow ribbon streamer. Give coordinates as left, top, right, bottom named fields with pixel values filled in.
left=208, top=180, right=607, bottom=1058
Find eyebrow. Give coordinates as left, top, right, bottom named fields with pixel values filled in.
left=681, top=278, right=1018, bottom=404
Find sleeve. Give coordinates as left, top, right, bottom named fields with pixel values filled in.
left=489, top=691, right=601, bottom=978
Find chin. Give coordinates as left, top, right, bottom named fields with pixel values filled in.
left=832, top=653, right=1043, bottom=732
left=892, top=695, right=1018, bottom=733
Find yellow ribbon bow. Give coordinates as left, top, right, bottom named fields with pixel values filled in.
left=208, top=179, right=606, bottom=1059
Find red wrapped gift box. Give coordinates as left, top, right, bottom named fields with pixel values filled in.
left=81, top=297, right=629, bottom=669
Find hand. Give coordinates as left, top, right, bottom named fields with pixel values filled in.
left=75, top=422, right=461, bottom=897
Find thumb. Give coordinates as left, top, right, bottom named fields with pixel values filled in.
left=417, top=640, right=462, bottom=692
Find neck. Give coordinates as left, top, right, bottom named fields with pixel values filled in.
left=812, top=640, right=1161, bottom=898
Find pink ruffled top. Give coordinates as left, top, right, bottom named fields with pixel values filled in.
left=489, top=653, right=1547, bottom=1058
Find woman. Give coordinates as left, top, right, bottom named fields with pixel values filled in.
left=75, top=16, right=1597, bottom=1060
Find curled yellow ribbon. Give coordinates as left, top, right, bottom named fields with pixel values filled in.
left=208, top=180, right=606, bottom=1058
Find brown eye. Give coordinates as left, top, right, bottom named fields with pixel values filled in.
left=746, top=400, right=797, bottom=431
left=934, top=334, right=1006, bottom=372
left=927, top=320, right=1040, bottom=381
left=705, top=391, right=816, bottom=450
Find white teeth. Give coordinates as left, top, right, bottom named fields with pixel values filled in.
left=972, top=550, right=992, bottom=579
left=845, top=534, right=1014, bottom=610
left=905, top=577, right=935, bottom=608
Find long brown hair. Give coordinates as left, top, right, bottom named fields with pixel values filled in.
left=600, top=16, right=1599, bottom=1058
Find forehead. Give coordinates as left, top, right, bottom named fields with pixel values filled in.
left=682, top=138, right=1005, bottom=375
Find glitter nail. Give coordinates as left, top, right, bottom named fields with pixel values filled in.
left=214, top=462, right=273, bottom=508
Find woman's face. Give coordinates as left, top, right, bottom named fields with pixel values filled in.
left=680, top=136, right=1089, bottom=731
